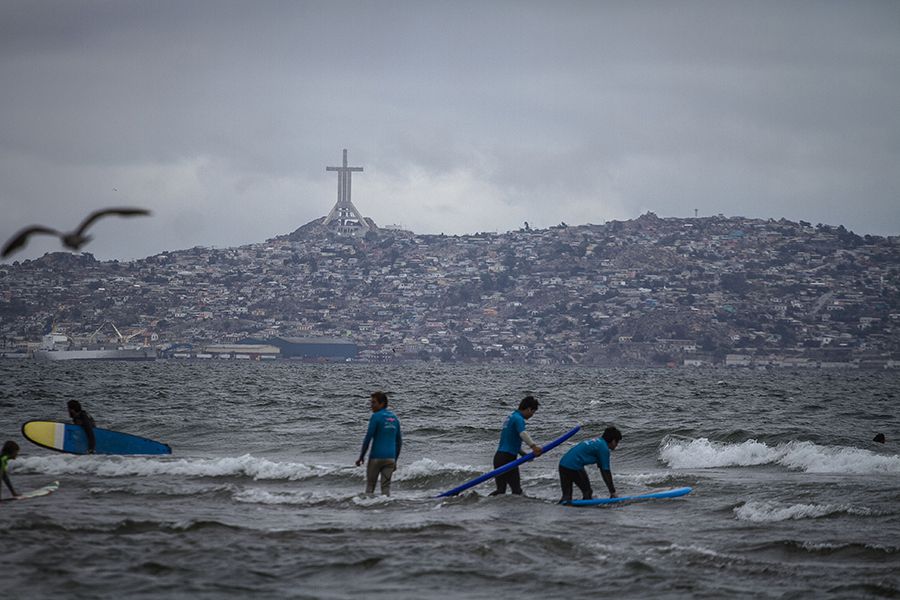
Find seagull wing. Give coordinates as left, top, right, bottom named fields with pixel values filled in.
left=74, top=207, right=151, bottom=235
left=2, top=226, right=60, bottom=258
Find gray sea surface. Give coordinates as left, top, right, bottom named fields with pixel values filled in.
left=1, top=361, right=898, bottom=599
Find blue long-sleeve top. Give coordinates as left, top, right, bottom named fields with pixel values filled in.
left=559, top=437, right=612, bottom=471
left=359, top=408, right=402, bottom=461
left=497, top=410, right=528, bottom=455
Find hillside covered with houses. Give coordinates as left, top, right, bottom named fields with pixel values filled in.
left=1, top=212, right=898, bottom=368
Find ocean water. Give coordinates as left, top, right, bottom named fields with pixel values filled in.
left=1, top=361, right=898, bottom=599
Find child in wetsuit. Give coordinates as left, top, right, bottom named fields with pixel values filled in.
left=1, top=440, right=20, bottom=500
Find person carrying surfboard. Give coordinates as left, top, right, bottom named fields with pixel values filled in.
left=490, top=396, right=543, bottom=496
left=1, top=440, right=20, bottom=500
left=67, top=400, right=96, bottom=454
left=558, top=426, right=622, bottom=503
left=355, top=391, right=403, bottom=496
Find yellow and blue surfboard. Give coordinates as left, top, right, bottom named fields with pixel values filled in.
left=22, top=421, right=172, bottom=455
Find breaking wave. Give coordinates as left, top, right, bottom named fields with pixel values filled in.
left=391, top=457, right=480, bottom=481
left=734, top=500, right=874, bottom=522
left=17, top=454, right=481, bottom=482
left=659, top=437, right=900, bottom=474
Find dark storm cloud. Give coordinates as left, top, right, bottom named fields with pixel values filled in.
left=1, top=0, right=898, bottom=261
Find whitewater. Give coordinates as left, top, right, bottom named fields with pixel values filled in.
left=1, top=361, right=898, bottom=599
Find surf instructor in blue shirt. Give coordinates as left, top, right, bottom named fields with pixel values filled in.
left=356, top=391, right=402, bottom=496
left=490, top=395, right=542, bottom=496
left=558, top=426, right=622, bottom=503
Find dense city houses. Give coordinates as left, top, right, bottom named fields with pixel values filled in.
left=2, top=211, right=898, bottom=368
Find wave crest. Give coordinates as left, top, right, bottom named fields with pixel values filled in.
left=734, top=500, right=873, bottom=522
left=18, top=454, right=332, bottom=480
left=659, top=437, right=900, bottom=474
left=17, top=454, right=482, bottom=483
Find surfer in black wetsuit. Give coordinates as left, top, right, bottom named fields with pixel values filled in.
left=1, top=441, right=19, bottom=500
left=67, top=400, right=96, bottom=454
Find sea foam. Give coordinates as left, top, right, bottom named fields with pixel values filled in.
left=233, top=488, right=343, bottom=505
left=17, top=454, right=481, bottom=482
left=18, top=454, right=331, bottom=480
left=734, top=500, right=873, bottom=522
left=659, top=437, right=900, bottom=474
left=392, top=457, right=479, bottom=481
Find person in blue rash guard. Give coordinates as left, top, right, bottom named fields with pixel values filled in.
left=558, top=426, right=622, bottom=503
left=355, top=391, right=402, bottom=496
left=1, top=441, right=20, bottom=501
left=489, top=395, right=542, bottom=496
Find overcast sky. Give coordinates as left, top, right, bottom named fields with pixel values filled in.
left=1, top=1, right=898, bottom=262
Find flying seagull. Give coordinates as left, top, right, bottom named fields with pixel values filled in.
left=2, top=207, right=151, bottom=258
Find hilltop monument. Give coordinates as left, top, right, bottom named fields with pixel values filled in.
left=322, top=149, right=377, bottom=236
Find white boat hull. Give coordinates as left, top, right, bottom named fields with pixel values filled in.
left=33, top=348, right=156, bottom=361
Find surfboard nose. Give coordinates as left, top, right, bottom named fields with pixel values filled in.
left=22, top=421, right=66, bottom=451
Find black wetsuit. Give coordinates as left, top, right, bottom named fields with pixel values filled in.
left=1, top=454, right=17, bottom=499
left=490, top=451, right=522, bottom=495
left=72, top=410, right=96, bottom=453
left=558, top=465, right=594, bottom=502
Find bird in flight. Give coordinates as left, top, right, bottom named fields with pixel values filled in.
left=2, top=207, right=151, bottom=258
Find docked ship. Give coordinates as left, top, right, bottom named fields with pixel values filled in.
left=33, top=326, right=157, bottom=361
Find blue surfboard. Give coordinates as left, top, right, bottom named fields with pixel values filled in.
left=565, top=486, right=692, bottom=506
left=436, top=425, right=581, bottom=498
left=22, top=420, right=172, bottom=455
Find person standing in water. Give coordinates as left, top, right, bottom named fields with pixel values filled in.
left=1, top=440, right=20, bottom=500
left=356, top=391, right=402, bottom=496
left=490, top=395, right=543, bottom=496
left=558, top=426, right=622, bottom=503
left=67, top=400, right=96, bottom=454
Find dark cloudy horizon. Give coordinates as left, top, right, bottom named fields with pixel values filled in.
left=2, top=0, right=899, bottom=262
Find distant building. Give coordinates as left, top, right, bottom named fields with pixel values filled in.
left=725, top=353, right=753, bottom=367
left=201, top=343, right=280, bottom=360
left=241, top=336, right=358, bottom=360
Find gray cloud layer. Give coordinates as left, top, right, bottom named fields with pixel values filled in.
left=2, top=1, right=898, bottom=261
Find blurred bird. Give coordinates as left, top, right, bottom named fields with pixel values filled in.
left=2, top=207, right=151, bottom=258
